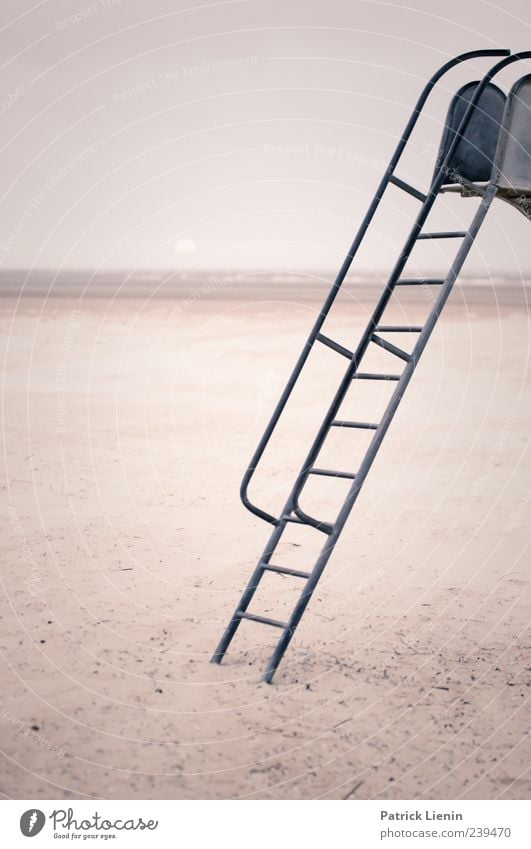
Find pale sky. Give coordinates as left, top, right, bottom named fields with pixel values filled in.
left=0, top=0, right=530, bottom=275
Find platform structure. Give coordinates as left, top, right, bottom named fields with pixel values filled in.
left=211, top=49, right=531, bottom=683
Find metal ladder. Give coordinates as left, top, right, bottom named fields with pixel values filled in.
left=211, top=49, right=525, bottom=683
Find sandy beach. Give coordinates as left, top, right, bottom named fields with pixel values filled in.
left=1, top=279, right=529, bottom=800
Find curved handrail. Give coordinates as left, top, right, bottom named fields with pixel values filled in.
left=240, top=48, right=510, bottom=526
left=291, top=49, right=531, bottom=532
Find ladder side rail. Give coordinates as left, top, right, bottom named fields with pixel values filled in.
left=262, top=183, right=498, bottom=683
left=265, top=51, right=531, bottom=680
left=210, top=519, right=288, bottom=664
left=239, top=49, right=509, bottom=527
left=289, top=52, right=521, bottom=525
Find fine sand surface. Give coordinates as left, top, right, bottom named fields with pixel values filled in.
left=1, top=280, right=530, bottom=800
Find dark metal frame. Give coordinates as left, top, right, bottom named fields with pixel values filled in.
left=211, top=49, right=530, bottom=683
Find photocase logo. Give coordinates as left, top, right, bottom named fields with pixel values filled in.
left=20, top=809, right=45, bottom=837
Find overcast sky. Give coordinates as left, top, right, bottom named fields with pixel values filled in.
left=0, top=0, right=529, bottom=275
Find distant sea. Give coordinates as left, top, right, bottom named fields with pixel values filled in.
left=0, top=269, right=529, bottom=305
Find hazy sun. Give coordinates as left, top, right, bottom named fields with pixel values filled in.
left=173, top=238, right=197, bottom=254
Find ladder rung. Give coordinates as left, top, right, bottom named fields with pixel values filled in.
left=262, top=562, right=311, bottom=579
left=417, top=231, right=467, bottom=240
left=389, top=174, right=427, bottom=203
left=371, top=334, right=412, bottom=362
left=281, top=514, right=331, bottom=534
left=331, top=419, right=378, bottom=429
left=352, top=372, right=401, bottom=381
left=316, top=332, right=353, bottom=359
left=237, top=610, right=287, bottom=629
left=395, top=278, right=445, bottom=286
left=375, top=325, right=423, bottom=333
left=310, top=468, right=357, bottom=479
left=283, top=513, right=334, bottom=535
